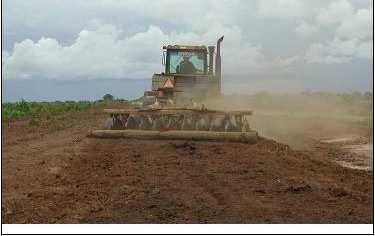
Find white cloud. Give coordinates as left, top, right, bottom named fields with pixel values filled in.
left=3, top=0, right=372, bottom=81
left=2, top=51, right=10, bottom=64
left=336, top=7, right=373, bottom=40
left=305, top=37, right=372, bottom=64
left=295, top=21, right=318, bottom=38
left=5, top=23, right=296, bottom=80
left=304, top=0, right=373, bottom=64
left=316, top=0, right=354, bottom=25
left=3, top=24, right=163, bottom=79
left=305, top=43, right=348, bottom=64
left=257, top=0, right=306, bottom=18
left=277, top=56, right=299, bottom=67
left=91, top=0, right=251, bottom=32
left=356, top=41, right=373, bottom=59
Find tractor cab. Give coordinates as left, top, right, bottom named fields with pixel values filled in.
left=163, top=45, right=208, bottom=76
left=145, top=36, right=224, bottom=106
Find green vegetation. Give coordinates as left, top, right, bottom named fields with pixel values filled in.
left=2, top=100, right=96, bottom=120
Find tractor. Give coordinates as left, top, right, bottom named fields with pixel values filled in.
left=90, top=36, right=258, bottom=143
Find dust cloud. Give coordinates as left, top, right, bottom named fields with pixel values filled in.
left=204, top=92, right=373, bottom=150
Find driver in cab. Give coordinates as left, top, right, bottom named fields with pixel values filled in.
left=176, top=56, right=197, bottom=74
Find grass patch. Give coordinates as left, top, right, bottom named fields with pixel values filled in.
left=2, top=100, right=98, bottom=120
left=2, top=100, right=114, bottom=128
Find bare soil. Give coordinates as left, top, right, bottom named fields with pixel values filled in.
left=2, top=106, right=373, bottom=223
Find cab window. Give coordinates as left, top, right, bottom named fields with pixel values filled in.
left=168, top=51, right=205, bottom=74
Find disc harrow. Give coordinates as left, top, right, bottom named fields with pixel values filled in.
left=103, top=107, right=253, bottom=132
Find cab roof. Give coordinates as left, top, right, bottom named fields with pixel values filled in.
left=163, top=45, right=207, bottom=50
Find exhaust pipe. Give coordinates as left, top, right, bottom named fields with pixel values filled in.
left=215, top=36, right=224, bottom=93
left=208, top=46, right=215, bottom=75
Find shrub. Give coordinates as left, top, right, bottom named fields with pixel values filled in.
left=103, top=94, right=114, bottom=101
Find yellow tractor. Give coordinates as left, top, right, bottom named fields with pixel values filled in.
left=90, top=36, right=258, bottom=143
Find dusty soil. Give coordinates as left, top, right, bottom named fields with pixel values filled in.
left=2, top=106, right=373, bottom=223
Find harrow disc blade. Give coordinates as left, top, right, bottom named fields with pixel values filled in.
left=104, top=117, right=114, bottom=129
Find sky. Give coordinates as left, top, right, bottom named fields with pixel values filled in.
left=2, top=0, right=374, bottom=101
